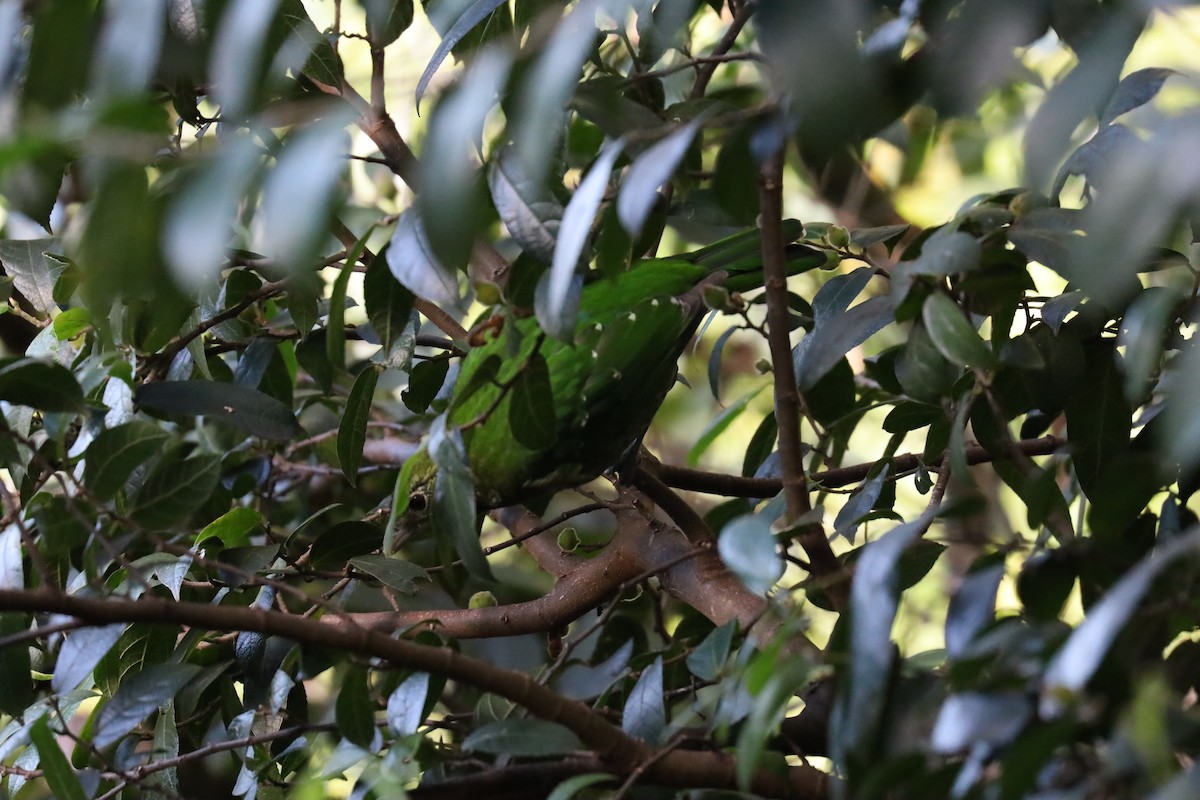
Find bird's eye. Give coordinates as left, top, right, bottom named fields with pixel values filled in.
left=408, top=492, right=428, bottom=512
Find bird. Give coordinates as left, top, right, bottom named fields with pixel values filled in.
left=394, top=222, right=824, bottom=540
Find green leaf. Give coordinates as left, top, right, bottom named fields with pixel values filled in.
left=136, top=380, right=304, bottom=440
left=617, top=119, right=700, bottom=238
left=364, top=0, right=414, bottom=47
left=830, top=515, right=929, bottom=779
left=906, top=229, right=981, bottom=276
left=1064, top=343, right=1130, bottom=500
left=794, top=290, right=893, bottom=391
left=93, top=663, right=201, bottom=748
left=327, top=239, right=366, bottom=373
left=921, top=291, right=997, bottom=370
left=336, top=667, right=376, bottom=748
left=546, top=774, right=617, bottom=800
left=718, top=514, right=782, bottom=595
left=339, top=366, right=380, bottom=486
left=429, top=418, right=489, bottom=580
left=349, top=555, right=430, bottom=595
left=30, top=716, right=88, bottom=800
left=85, top=421, right=174, bottom=501
left=742, top=412, right=777, bottom=480
left=707, top=326, right=737, bottom=402
left=462, top=718, right=584, bottom=757
left=364, top=247, right=415, bottom=353
left=387, top=209, right=460, bottom=306
left=0, top=238, right=64, bottom=315
left=688, top=387, right=761, bottom=466
left=196, top=507, right=265, bottom=549
left=309, top=521, right=384, bottom=569
left=402, top=359, right=449, bottom=414
left=53, top=625, right=125, bottom=693
left=509, top=352, right=556, bottom=450
left=0, top=359, right=85, bottom=412
left=686, top=621, right=735, bottom=682
left=0, top=614, right=33, bottom=716
left=415, top=0, right=509, bottom=110
left=281, top=0, right=344, bottom=86
left=833, top=465, right=891, bottom=544
left=52, top=307, right=91, bottom=340
left=488, top=145, right=564, bottom=263
left=1099, top=67, right=1177, bottom=127
left=538, top=139, right=624, bottom=341
left=131, top=452, right=222, bottom=529
left=386, top=671, right=429, bottom=736
left=622, top=656, right=665, bottom=743
left=1041, top=532, right=1200, bottom=716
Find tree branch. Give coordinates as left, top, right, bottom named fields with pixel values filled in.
left=758, top=150, right=848, bottom=611
left=0, top=588, right=828, bottom=799
left=654, top=436, right=1065, bottom=497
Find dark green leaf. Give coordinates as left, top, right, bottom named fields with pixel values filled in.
left=883, top=402, right=943, bottom=434
left=922, top=292, right=997, bottom=370
left=387, top=210, right=460, bottom=306
left=944, top=560, right=1004, bottom=657
left=794, top=296, right=893, bottom=390
left=622, top=656, right=665, bottom=743
left=339, top=366, right=380, bottom=486
left=364, top=0, right=415, bottom=47
left=336, top=667, right=376, bottom=748
left=850, top=224, right=909, bottom=250
left=707, top=326, right=737, bottom=402
left=545, top=774, right=617, bottom=800
left=1041, top=532, right=1200, bottom=716
left=136, top=380, right=304, bottom=440
left=834, top=465, right=890, bottom=544
left=308, top=521, right=384, bottom=569
left=402, top=359, right=449, bottom=414
left=830, top=516, right=928, bottom=776
left=686, top=621, right=735, bottom=682
left=132, top=452, right=221, bottom=529
left=282, top=0, right=344, bottom=86
left=1064, top=344, right=1129, bottom=500
left=53, top=625, right=125, bottom=694
left=0, top=238, right=64, bottom=316
left=742, top=412, right=777, bottom=480
left=906, top=229, right=981, bottom=276
left=93, top=663, right=201, bottom=749
left=386, top=671, right=430, bottom=735
left=364, top=248, right=416, bottom=353
left=509, top=352, right=556, bottom=450
left=85, top=421, right=174, bottom=501
left=349, top=555, right=430, bottom=594
left=0, top=614, right=33, bottom=715
left=30, top=716, right=88, bottom=800
left=1099, top=67, right=1177, bottom=127
left=429, top=419, right=488, bottom=579
left=718, top=514, right=781, bottom=595
left=463, top=718, right=584, bottom=757
left=488, top=146, right=564, bottom=263
left=0, top=359, right=84, bottom=412
left=415, top=0, right=510, bottom=110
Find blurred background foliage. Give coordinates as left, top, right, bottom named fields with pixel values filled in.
left=1, top=1, right=1200, bottom=799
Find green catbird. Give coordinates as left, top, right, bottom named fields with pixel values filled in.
left=395, top=222, right=824, bottom=534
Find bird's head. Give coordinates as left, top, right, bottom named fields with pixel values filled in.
left=392, top=448, right=438, bottom=541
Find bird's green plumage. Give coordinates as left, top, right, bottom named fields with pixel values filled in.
left=398, top=223, right=824, bottom=529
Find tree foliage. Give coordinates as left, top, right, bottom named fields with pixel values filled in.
left=0, top=0, right=1198, bottom=798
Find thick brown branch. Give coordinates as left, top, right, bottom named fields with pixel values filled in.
left=0, top=588, right=827, bottom=799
